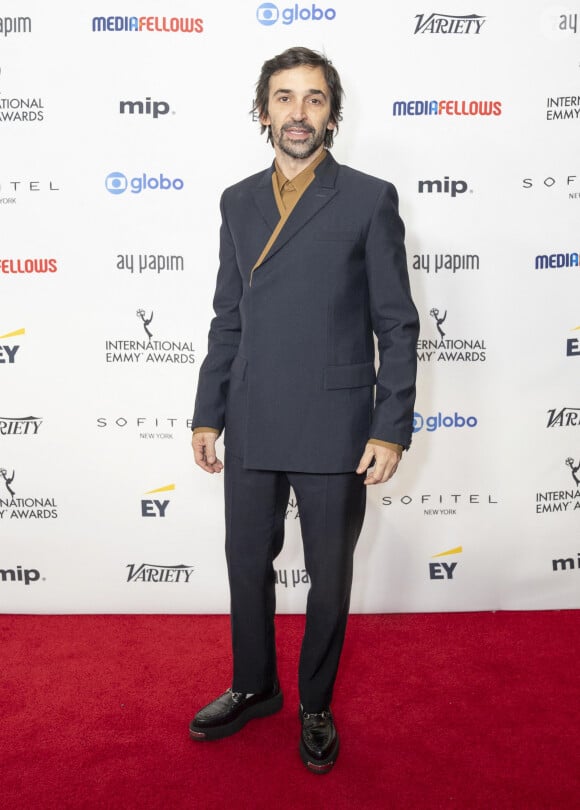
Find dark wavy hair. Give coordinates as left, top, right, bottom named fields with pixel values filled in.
left=253, top=47, right=343, bottom=148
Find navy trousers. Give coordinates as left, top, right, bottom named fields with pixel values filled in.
left=224, top=451, right=367, bottom=712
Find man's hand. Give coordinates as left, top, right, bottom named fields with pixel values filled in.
left=356, top=443, right=401, bottom=485
left=192, top=431, right=223, bottom=474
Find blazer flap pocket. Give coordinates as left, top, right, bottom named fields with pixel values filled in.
left=324, top=361, right=376, bottom=390
left=230, top=354, right=248, bottom=381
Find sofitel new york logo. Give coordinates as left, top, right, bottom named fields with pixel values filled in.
left=97, top=416, right=192, bottom=440
left=535, top=458, right=580, bottom=513
left=417, top=308, right=486, bottom=362
left=0, top=416, right=43, bottom=435
left=104, top=310, right=195, bottom=364
left=0, top=468, right=58, bottom=519
left=382, top=492, right=498, bottom=516
left=126, top=563, right=194, bottom=583
left=413, top=13, right=485, bottom=34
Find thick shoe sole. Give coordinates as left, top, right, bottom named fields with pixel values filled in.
left=189, top=691, right=283, bottom=741
left=299, top=736, right=340, bottom=775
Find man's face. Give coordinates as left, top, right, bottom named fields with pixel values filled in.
left=260, top=65, right=335, bottom=160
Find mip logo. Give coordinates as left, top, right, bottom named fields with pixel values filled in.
left=105, top=172, right=184, bottom=195
left=413, top=412, right=478, bottom=433
left=256, top=2, right=336, bottom=25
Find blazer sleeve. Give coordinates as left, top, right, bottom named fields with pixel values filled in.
left=191, top=193, right=243, bottom=435
left=365, top=182, right=419, bottom=449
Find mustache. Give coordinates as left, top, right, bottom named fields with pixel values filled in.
left=281, top=123, right=315, bottom=135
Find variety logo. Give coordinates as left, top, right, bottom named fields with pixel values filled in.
left=535, top=251, right=578, bottom=269
left=97, top=416, right=192, bottom=440
left=104, top=309, right=195, bottom=364
left=0, top=16, right=32, bottom=37
left=547, top=408, right=580, bottom=428
left=275, top=568, right=310, bottom=588
left=417, top=308, right=487, bottom=362
left=413, top=411, right=478, bottom=433
left=141, top=484, right=175, bottom=518
left=429, top=546, right=463, bottom=580
left=92, top=17, right=203, bottom=33
left=418, top=177, right=470, bottom=197
left=256, top=2, right=336, bottom=25
left=1, top=259, right=57, bottom=274
left=105, top=172, right=184, bottom=195
left=126, top=563, right=195, bottom=583
left=0, top=467, right=59, bottom=519
left=0, top=416, right=43, bottom=436
left=414, top=13, right=485, bottom=34
left=0, top=566, right=43, bottom=585
left=536, top=457, right=580, bottom=513
left=120, top=98, right=172, bottom=118
left=0, top=179, right=60, bottom=205
left=412, top=252, right=480, bottom=274
left=0, top=328, right=24, bottom=365
left=382, top=492, right=498, bottom=516
left=567, top=325, right=580, bottom=357
left=116, top=253, right=184, bottom=275
left=546, top=96, right=580, bottom=121
left=394, top=99, right=501, bottom=117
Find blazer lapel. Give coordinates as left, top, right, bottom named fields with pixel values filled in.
left=252, top=165, right=279, bottom=232
left=252, top=152, right=340, bottom=269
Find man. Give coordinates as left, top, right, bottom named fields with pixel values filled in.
left=189, top=47, right=418, bottom=774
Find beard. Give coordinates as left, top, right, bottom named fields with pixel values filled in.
left=272, top=121, right=327, bottom=159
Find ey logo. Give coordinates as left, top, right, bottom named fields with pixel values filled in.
left=0, top=327, right=25, bottom=364
left=429, top=546, right=462, bottom=580
left=567, top=325, right=580, bottom=357
left=141, top=483, right=175, bottom=517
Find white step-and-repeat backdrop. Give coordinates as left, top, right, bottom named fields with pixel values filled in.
left=1, top=1, right=578, bottom=613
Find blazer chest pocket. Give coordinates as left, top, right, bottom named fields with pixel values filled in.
left=315, top=228, right=358, bottom=242
left=324, top=361, right=376, bottom=390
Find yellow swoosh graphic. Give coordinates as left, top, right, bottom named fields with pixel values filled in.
left=144, top=484, right=176, bottom=495
left=432, top=546, right=463, bottom=558
left=0, top=328, right=25, bottom=339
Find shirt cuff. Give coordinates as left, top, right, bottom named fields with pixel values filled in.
left=368, top=438, right=403, bottom=457
left=192, top=426, right=220, bottom=435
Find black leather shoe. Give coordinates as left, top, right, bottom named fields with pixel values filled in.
left=299, top=706, right=339, bottom=774
left=189, top=684, right=283, bottom=741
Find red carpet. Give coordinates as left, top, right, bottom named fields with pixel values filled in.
left=2, top=612, right=579, bottom=810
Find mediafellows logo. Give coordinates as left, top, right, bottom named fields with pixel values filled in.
left=1, top=259, right=57, bottom=274
left=92, top=16, right=203, bottom=33
left=105, top=172, right=184, bottom=195
left=256, top=2, right=336, bottom=25
left=394, top=99, right=501, bottom=117
left=414, top=13, right=485, bottom=34
left=535, top=251, right=578, bottom=270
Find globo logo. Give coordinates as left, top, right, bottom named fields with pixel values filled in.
left=413, top=412, right=478, bottom=433
left=105, top=172, right=184, bottom=195
left=256, top=2, right=336, bottom=25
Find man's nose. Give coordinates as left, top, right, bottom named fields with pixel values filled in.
left=289, top=102, right=306, bottom=119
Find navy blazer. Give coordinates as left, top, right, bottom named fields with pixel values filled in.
left=192, top=151, right=419, bottom=473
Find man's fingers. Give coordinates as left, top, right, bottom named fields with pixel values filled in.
left=356, top=446, right=375, bottom=475
left=192, top=432, right=223, bottom=474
